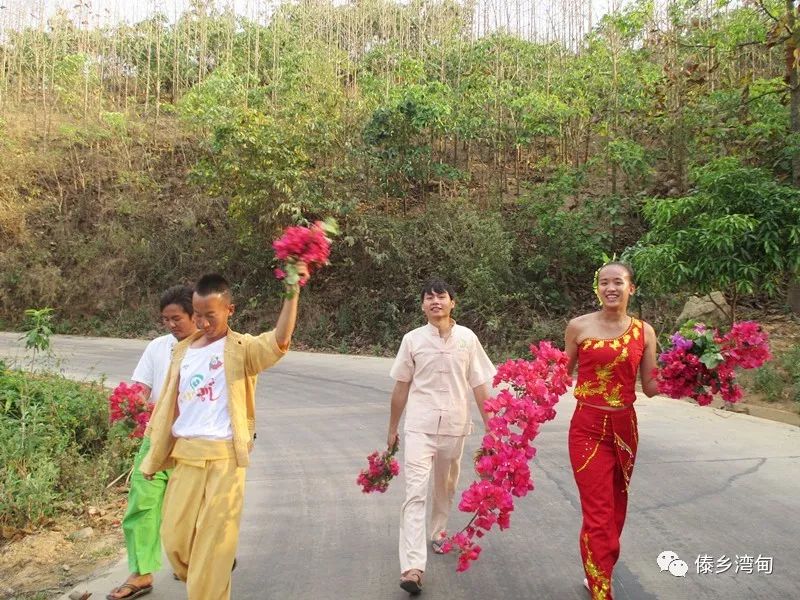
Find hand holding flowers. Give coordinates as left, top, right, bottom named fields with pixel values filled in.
left=108, top=382, right=151, bottom=438
left=356, top=440, right=401, bottom=494
left=272, top=218, right=338, bottom=296
left=656, top=321, right=770, bottom=405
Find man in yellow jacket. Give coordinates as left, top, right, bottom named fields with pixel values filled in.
left=141, top=265, right=308, bottom=600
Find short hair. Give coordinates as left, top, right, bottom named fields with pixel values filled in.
left=195, top=273, right=232, bottom=300
left=598, top=261, right=635, bottom=283
left=159, top=285, right=194, bottom=315
left=420, top=278, right=455, bottom=301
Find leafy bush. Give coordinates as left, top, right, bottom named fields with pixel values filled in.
left=0, top=362, right=136, bottom=527
left=626, top=158, right=800, bottom=320
left=752, top=365, right=786, bottom=403
left=748, top=343, right=800, bottom=410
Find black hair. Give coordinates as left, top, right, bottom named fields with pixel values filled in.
left=420, top=278, right=455, bottom=301
left=159, top=285, right=194, bottom=315
left=195, top=273, right=232, bottom=300
left=598, top=261, right=635, bottom=283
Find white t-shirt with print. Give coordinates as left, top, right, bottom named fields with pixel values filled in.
left=171, top=337, right=232, bottom=440
left=131, top=333, right=176, bottom=405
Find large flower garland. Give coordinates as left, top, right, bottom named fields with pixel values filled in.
left=440, top=341, right=572, bottom=571
left=656, top=321, right=770, bottom=405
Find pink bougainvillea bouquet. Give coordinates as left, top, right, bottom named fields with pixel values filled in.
left=356, top=440, right=400, bottom=494
left=438, top=341, right=572, bottom=571
left=272, top=218, right=338, bottom=293
left=108, top=381, right=151, bottom=438
left=656, top=320, right=771, bottom=406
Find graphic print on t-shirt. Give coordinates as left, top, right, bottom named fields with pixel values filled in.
left=180, top=372, right=222, bottom=403
left=195, top=377, right=219, bottom=402
left=173, top=337, right=231, bottom=439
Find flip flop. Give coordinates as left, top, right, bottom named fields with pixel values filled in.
left=399, top=570, right=423, bottom=595
left=106, top=583, right=153, bottom=600
left=431, top=539, right=446, bottom=555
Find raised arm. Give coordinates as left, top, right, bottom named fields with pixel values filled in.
left=640, top=322, right=660, bottom=397
left=274, top=261, right=310, bottom=350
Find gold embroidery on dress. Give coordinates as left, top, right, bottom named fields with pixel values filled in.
left=575, top=348, right=628, bottom=406
left=574, top=379, right=605, bottom=398
left=605, top=384, right=623, bottom=407
left=577, top=319, right=640, bottom=406
left=614, top=432, right=635, bottom=491
left=583, top=533, right=611, bottom=600
left=576, top=415, right=608, bottom=473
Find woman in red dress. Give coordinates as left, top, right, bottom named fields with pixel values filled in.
left=564, top=262, right=659, bottom=600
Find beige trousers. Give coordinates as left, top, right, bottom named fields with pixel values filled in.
left=161, top=439, right=246, bottom=600
left=399, top=430, right=466, bottom=573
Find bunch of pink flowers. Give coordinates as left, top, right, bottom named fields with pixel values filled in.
left=438, top=341, right=572, bottom=571
left=356, top=441, right=401, bottom=494
left=656, top=321, right=771, bottom=406
left=272, top=219, right=338, bottom=289
left=108, top=382, right=151, bottom=438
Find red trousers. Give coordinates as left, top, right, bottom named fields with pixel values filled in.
left=569, top=403, right=638, bottom=600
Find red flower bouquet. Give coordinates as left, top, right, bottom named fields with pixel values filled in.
left=656, top=321, right=770, bottom=406
left=108, top=382, right=151, bottom=438
left=356, top=441, right=400, bottom=494
left=439, top=341, right=572, bottom=571
left=272, top=218, right=338, bottom=293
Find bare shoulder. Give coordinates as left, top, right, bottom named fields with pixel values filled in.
left=567, top=313, right=595, bottom=331
left=566, top=313, right=596, bottom=341
left=641, top=320, right=657, bottom=341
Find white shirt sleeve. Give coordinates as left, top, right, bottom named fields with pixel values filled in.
left=131, top=340, right=157, bottom=389
left=389, top=335, right=414, bottom=382
left=467, top=334, right=496, bottom=389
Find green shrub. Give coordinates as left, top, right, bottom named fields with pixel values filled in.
left=752, top=365, right=785, bottom=403
left=0, top=363, right=136, bottom=527
left=747, top=343, right=800, bottom=410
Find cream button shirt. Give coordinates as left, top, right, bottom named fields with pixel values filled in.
left=390, top=321, right=496, bottom=436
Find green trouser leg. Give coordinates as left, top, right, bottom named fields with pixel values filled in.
left=122, top=436, right=171, bottom=575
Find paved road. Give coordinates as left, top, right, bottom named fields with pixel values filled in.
left=1, top=333, right=798, bottom=600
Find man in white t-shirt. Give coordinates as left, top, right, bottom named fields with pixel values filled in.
left=108, top=285, right=197, bottom=600
left=387, top=278, right=496, bottom=595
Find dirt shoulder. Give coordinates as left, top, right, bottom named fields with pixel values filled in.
left=0, top=495, right=127, bottom=600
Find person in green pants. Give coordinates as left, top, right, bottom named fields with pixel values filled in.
left=107, top=286, right=197, bottom=600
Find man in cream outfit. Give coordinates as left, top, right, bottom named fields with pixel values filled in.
left=387, top=279, right=496, bottom=595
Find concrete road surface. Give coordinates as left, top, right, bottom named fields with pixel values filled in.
left=1, top=333, right=798, bottom=600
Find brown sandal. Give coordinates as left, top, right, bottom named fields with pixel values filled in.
left=106, top=583, right=152, bottom=600
left=399, top=569, right=423, bottom=595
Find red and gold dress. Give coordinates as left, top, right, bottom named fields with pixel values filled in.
left=569, top=318, right=644, bottom=600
